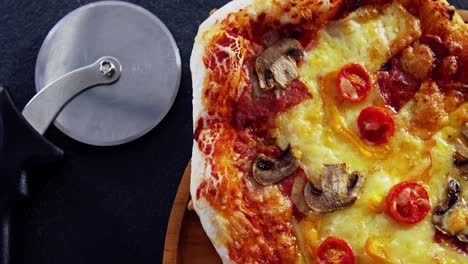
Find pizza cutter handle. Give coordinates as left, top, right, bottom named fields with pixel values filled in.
left=22, top=56, right=122, bottom=135
left=0, top=86, right=64, bottom=264
left=1, top=208, right=10, bottom=264
left=0, top=56, right=122, bottom=263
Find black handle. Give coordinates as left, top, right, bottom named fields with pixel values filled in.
left=1, top=211, right=10, bottom=264
left=0, top=171, right=27, bottom=264
left=0, top=86, right=63, bottom=264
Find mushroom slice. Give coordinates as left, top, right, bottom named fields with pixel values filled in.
left=252, top=145, right=300, bottom=186
left=304, top=164, right=365, bottom=213
left=255, top=38, right=304, bottom=91
left=462, top=123, right=468, bottom=139
left=453, top=123, right=468, bottom=179
left=432, top=179, right=468, bottom=243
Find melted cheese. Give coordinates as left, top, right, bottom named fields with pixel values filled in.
left=276, top=3, right=467, bottom=263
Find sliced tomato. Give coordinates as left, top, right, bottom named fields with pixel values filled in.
left=337, top=63, right=372, bottom=102
left=357, top=106, right=395, bottom=145
left=315, top=237, right=355, bottom=264
left=385, top=181, right=431, bottom=225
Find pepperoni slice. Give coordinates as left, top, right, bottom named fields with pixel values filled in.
left=386, top=181, right=431, bottom=225
left=337, top=63, right=372, bottom=102
left=357, top=106, right=395, bottom=145
left=315, top=237, right=355, bottom=264
left=378, top=59, right=420, bottom=112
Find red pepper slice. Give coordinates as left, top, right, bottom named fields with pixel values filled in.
left=357, top=106, right=395, bottom=145
left=386, top=181, right=431, bottom=225
left=337, top=63, right=372, bottom=102
left=315, top=237, right=355, bottom=264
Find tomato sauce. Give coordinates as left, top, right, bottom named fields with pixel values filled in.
left=279, top=173, right=296, bottom=198
left=279, top=169, right=307, bottom=221
left=193, top=118, right=203, bottom=142
left=236, top=182, right=290, bottom=263
left=232, top=128, right=280, bottom=174
left=203, top=32, right=239, bottom=72
left=223, top=2, right=326, bottom=50
left=235, top=80, right=312, bottom=128
left=434, top=230, right=468, bottom=255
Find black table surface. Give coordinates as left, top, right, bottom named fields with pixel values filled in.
left=0, top=0, right=467, bottom=263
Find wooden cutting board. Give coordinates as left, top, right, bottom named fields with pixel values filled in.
left=458, top=9, right=468, bottom=21
left=162, top=163, right=221, bottom=264
left=162, top=10, right=468, bottom=264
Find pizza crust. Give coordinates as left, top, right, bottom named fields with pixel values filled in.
left=190, top=1, right=253, bottom=263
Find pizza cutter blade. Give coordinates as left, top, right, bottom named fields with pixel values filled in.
left=35, top=1, right=181, bottom=146
left=1, top=1, right=181, bottom=263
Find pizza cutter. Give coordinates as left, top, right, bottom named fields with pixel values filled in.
left=0, top=1, right=181, bottom=263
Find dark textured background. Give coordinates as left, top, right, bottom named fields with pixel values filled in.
left=0, top=0, right=466, bottom=263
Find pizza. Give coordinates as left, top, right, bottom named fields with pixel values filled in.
left=190, top=0, right=468, bottom=263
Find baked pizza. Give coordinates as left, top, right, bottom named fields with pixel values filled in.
left=190, top=0, right=468, bottom=263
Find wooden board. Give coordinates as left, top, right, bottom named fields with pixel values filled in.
left=163, top=9, right=468, bottom=264
left=163, top=162, right=221, bottom=264
left=459, top=9, right=468, bottom=22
